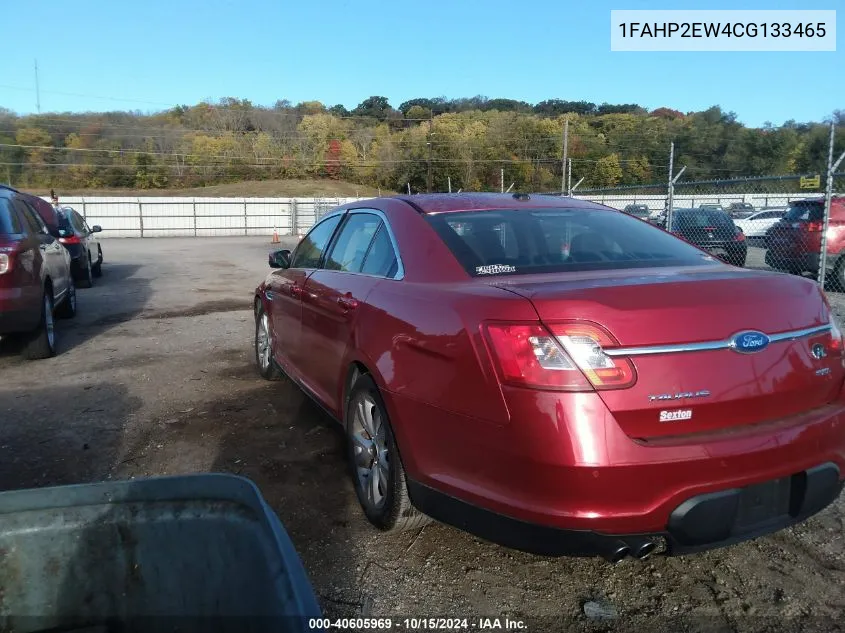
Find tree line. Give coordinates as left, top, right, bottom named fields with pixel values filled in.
left=0, top=96, right=841, bottom=193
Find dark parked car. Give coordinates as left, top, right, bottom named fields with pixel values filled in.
left=0, top=185, right=76, bottom=359
left=622, top=204, right=651, bottom=219
left=764, top=196, right=845, bottom=285
left=669, top=207, right=747, bottom=266
left=254, top=193, right=845, bottom=563
left=727, top=202, right=755, bottom=217
left=56, top=206, right=103, bottom=287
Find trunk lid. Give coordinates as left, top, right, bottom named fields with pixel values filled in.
left=488, top=266, right=844, bottom=439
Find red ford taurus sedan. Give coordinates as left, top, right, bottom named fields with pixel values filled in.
left=254, top=193, right=845, bottom=562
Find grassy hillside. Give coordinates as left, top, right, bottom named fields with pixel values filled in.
left=22, top=179, right=381, bottom=198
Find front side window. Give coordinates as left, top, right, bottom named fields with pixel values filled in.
left=324, top=213, right=381, bottom=272
left=290, top=214, right=343, bottom=269
left=425, top=207, right=713, bottom=277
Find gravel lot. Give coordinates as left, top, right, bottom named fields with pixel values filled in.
left=1, top=239, right=844, bottom=633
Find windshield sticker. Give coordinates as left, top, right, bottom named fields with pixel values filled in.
left=476, top=264, right=517, bottom=275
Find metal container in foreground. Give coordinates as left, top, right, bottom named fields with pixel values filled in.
left=0, top=473, right=322, bottom=633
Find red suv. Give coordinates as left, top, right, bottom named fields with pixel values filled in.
left=255, top=194, right=845, bottom=563
left=765, top=196, right=845, bottom=284
left=0, top=186, right=77, bottom=359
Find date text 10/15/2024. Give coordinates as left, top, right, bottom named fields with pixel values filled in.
left=308, top=618, right=528, bottom=630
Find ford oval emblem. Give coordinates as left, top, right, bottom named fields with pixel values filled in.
left=731, top=330, right=770, bottom=354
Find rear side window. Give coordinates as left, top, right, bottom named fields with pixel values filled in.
left=784, top=201, right=823, bottom=222
left=324, top=213, right=381, bottom=272
left=12, top=199, right=46, bottom=235
left=425, top=207, right=713, bottom=277
left=361, top=226, right=399, bottom=277
left=0, top=199, right=22, bottom=234
left=290, top=214, right=343, bottom=269
left=70, top=210, right=87, bottom=234
left=57, top=210, right=74, bottom=236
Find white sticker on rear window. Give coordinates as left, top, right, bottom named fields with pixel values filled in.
left=476, top=264, right=516, bottom=275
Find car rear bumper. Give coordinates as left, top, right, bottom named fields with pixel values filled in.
left=765, top=249, right=819, bottom=273
left=387, top=390, right=845, bottom=558
left=407, top=463, right=842, bottom=560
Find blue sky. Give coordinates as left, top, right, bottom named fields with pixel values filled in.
left=2, top=0, right=842, bottom=127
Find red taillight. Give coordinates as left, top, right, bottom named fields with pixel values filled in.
left=481, top=321, right=636, bottom=391
left=806, top=221, right=824, bottom=232
left=59, top=235, right=81, bottom=245
left=829, top=320, right=844, bottom=356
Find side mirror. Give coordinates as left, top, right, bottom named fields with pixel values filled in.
left=92, top=225, right=102, bottom=233
left=269, top=249, right=291, bottom=269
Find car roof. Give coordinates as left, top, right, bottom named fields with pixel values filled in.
left=0, top=184, right=18, bottom=198
left=383, top=193, right=614, bottom=215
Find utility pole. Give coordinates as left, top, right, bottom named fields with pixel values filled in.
left=560, top=117, right=569, bottom=193
left=426, top=112, right=433, bottom=192
left=567, top=158, right=572, bottom=196
left=818, top=123, right=845, bottom=285
left=501, top=168, right=504, bottom=193
left=34, top=60, right=41, bottom=113
left=667, top=142, right=675, bottom=228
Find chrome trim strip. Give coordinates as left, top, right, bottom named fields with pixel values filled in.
left=604, top=324, right=832, bottom=357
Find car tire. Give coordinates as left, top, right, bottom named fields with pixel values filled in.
left=56, top=279, right=77, bottom=319
left=346, top=373, right=430, bottom=532
left=78, top=255, right=93, bottom=288
left=254, top=300, right=282, bottom=381
left=831, top=257, right=845, bottom=292
left=23, top=291, right=57, bottom=360
left=92, top=247, right=103, bottom=277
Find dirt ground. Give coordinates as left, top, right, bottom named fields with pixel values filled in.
left=0, top=238, right=844, bottom=633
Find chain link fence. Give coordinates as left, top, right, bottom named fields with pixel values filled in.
left=571, top=171, right=845, bottom=289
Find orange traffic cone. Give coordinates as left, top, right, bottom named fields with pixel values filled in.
left=271, top=227, right=280, bottom=244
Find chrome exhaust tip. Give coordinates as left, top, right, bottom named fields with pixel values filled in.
left=633, top=540, right=657, bottom=560
left=603, top=541, right=630, bottom=564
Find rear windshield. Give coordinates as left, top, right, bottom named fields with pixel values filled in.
left=0, top=199, right=20, bottom=235
left=424, top=207, right=714, bottom=277
left=732, top=211, right=755, bottom=220
left=784, top=200, right=823, bottom=222
left=625, top=205, right=650, bottom=217
left=56, top=210, right=75, bottom=236
left=671, top=209, right=735, bottom=230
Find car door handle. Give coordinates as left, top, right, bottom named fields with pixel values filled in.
left=337, top=296, right=358, bottom=311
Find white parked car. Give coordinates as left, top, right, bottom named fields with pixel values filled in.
left=733, top=208, right=787, bottom=239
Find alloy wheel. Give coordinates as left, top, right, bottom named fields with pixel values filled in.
left=45, top=295, right=55, bottom=349
left=350, top=393, right=389, bottom=510
left=257, top=313, right=272, bottom=370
